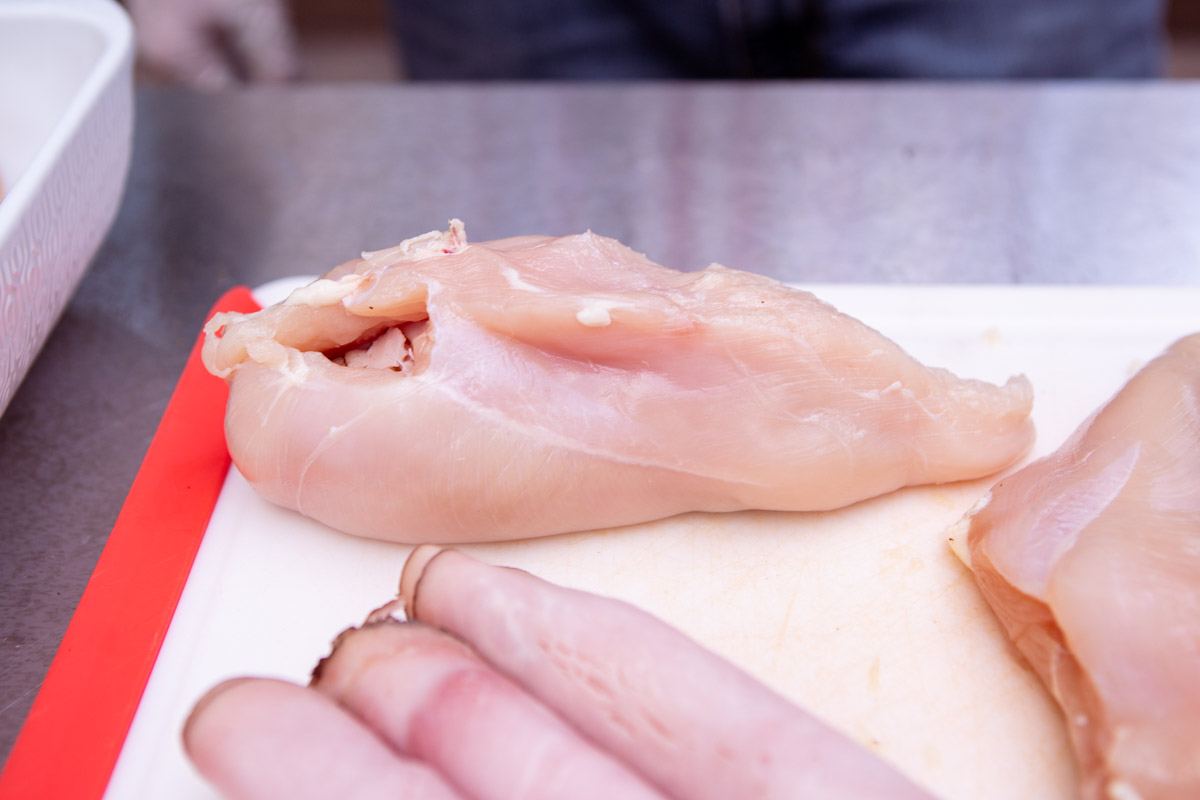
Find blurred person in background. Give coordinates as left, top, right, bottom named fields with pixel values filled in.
left=127, top=0, right=303, bottom=88
left=128, top=0, right=1167, bottom=87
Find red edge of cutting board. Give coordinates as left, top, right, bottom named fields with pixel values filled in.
left=0, top=287, right=262, bottom=800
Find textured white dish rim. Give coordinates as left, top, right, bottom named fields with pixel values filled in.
left=0, top=0, right=133, bottom=241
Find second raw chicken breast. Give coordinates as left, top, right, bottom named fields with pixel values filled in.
left=956, top=334, right=1200, bottom=800
left=203, top=221, right=1035, bottom=543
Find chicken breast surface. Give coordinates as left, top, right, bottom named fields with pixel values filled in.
left=203, top=220, right=1034, bottom=542
left=959, top=333, right=1200, bottom=800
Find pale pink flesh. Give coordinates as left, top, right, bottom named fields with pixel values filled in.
left=183, top=678, right=464, bottom=800
left=965, top=333, right=1200, bottom=800
left=203, top=221, right=1034, bottom=543
left=400, top=546, right=934, bottom=800
left=311, top=622, right=665, bottom=800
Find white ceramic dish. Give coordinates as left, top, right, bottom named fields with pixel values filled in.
left=0, top=0, right=134, bottom=416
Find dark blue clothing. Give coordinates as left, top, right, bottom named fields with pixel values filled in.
left=388, top=0, right=1165, bottom=80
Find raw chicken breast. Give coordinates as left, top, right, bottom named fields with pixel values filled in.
left=203, top=220, right=1034, bottom=543
left=955, top=334, right=1200, bottom=800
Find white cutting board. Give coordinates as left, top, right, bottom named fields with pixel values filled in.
left=106, top=284, right=1200, bottom=800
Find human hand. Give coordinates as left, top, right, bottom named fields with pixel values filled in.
left=184, top=546, right=933, bottom=799
left=125, top=0, right=301, bottom=89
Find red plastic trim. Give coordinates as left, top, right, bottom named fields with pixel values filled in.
left=0, top=287, right=262, bottom=799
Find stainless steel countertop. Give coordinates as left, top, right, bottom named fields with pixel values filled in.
left=2, top=82, right=1199, bottom=768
